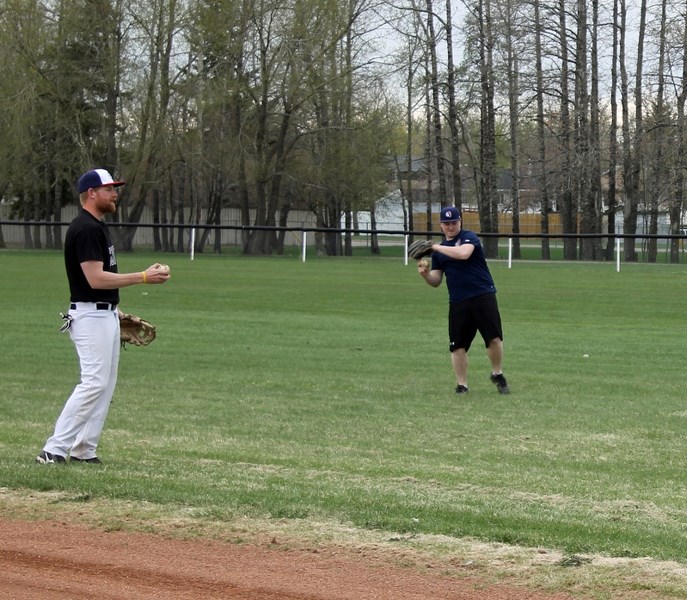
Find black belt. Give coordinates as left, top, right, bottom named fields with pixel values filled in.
left=70, top=302, right=117, bottom=311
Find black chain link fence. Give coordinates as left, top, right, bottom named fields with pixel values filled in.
left=1, top=220, right=686, bottom=264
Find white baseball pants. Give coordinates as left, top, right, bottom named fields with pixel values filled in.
left=43, top=304, right=120, bottom=460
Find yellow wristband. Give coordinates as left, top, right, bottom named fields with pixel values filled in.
left=142, top=271, right=147, bottom=284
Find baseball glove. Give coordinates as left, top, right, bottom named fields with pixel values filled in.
left=120, top=313, right=156, bottom=347
left=408, top=239, right=434, bottom=260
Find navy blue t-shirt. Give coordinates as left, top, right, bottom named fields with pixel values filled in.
left=431, top=229, right=496, bottom=303
left=64, top=209, right=119, bottom=304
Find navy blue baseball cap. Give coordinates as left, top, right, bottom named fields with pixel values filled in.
left=77, top=169, right=125, bottom=193
left=439, top=206, right=461, bottom=222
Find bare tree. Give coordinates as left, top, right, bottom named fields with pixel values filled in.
left=579, top=0, right=603, bottom=260
left=557, top=0, right=576, bottom=259
left=423, top=50, right=434, bottom=232
left=119, top=0, right=183, bottom=251
left=605, top=0, right=620, bottom=260
left=646, top=0, right=669, bottom=262
left=444, top=0, right=463, bottom=212
left=425, top=0, right=448, bottom=203
left=621, top=0, right=647, bottom=262
left=669, top=5, right=687, bottom=262
left=477, top=0, right=499, bottom=257
left=497, top=0, right=523, bottom=258
left=398, top=30, right=423, bottom=237
left=533, top=0, right=551, bottom=260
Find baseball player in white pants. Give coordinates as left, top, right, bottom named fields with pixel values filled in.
left=43, top=306, right=120, bottom=461
left=36, top=168, right=170, bottom=465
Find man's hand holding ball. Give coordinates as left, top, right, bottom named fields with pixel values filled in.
left=141, top=263, right=171, bottom=284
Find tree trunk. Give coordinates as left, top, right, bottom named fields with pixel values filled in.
left=647, top=0, right=668, bottom=263
left=504, top=0, right=520, bottom=259
left=670, top=5, right=687, bottom=262
left=622, top=0, right=646, bottom=262
left=175, top=165, right=187, bottom=254
left=605, top=0, right=620, bottom=260
left=404, top=42, right=417, bottom=236
left=478, top=0, right=498, bottom=258
left=370, top=207, right=380, bottom=255
left=558, top=0, right=576, bottom=259
left=424, top=57, right=434, bottom=233
left=425, top=0, right=447, bottom=203
left=534, top=0, right=550, bottom=260
left=445, top=0, right=462, bottom=212
left=580, top=0, right=602, bottom=261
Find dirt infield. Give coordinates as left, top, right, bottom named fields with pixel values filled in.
left=1, top=519, right=575, bottom=600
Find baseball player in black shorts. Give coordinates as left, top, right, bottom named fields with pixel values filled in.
left=417, top=206, right=510, bottom=395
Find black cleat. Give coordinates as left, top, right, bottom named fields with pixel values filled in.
left=70, top=456, right=102, bottom=464
left=36, top=450, right=67, bottom=464
left=455, top=384, right=469, bottom=394
left=490, top=373, right=510, bottom=394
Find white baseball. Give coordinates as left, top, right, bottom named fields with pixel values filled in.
left=158, top=264, right=170, bottom=274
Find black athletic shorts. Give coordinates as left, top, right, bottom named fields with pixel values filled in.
left=448, top=292, right=503, bottom=352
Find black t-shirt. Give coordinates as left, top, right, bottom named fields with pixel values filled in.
left=64, top=209, right=119, bottom=304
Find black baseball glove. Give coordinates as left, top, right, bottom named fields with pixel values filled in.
left=408, top=239, right=434, bottom=260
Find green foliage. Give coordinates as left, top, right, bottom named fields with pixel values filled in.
left=2, top=250, right=687, bottom=565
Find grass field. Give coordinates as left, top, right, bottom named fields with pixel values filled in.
left=2, top=249, right=687, bottom=598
